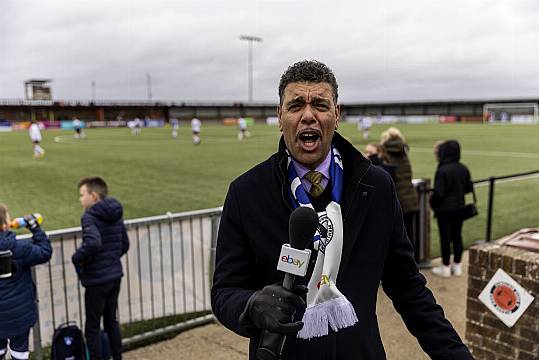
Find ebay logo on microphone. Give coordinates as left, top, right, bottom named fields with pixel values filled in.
left=277, top=244, right=311, bottom=277
left=281, top=255, right=305, bottom=268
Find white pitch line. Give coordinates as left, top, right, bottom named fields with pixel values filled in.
left=475, top=173, right=539, bottom=187
left=412, top=147, right=539, bottom=159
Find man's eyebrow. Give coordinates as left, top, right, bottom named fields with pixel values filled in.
left=286, top=97, right=306, bottom=106
left=310, top=97, right=330, bottom=104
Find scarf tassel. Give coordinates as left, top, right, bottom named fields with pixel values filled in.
left=297, top=297, right=358, bottom=339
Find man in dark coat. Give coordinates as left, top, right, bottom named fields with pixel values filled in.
left=211, top=60, right=473, bottom=360
left=0, top=205, right=51, bottom=360
left=73, top=177, right=129, bottom=360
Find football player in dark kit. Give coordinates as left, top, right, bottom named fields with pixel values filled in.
left=212, top=60, right=473, bottom=360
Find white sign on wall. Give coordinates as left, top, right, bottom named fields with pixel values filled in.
left=478, top=269, right=534, bottom=328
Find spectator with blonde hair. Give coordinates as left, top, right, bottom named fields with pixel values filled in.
left=380, top=127, right=419, bottom=259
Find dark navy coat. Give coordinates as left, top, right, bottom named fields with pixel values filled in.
left=211, top=133, right=473, bottom=360
left=0, top=228, right=52, bottom=338
left=72, top=197, right=129, bottom=287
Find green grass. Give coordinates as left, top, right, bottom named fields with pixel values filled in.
left=1, top=123, right=539, bottom=257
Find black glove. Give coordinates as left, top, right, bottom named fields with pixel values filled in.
left=239, top=283, right=308, bottom=334
left=24, top=214, right=40, bottom=231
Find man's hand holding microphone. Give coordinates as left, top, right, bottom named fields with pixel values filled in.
left=239, top=207, right=319, bottom=360
left=240, top=282, right=308, bottom=334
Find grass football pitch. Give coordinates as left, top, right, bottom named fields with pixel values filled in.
left=1, top=122, right=538, bottom=257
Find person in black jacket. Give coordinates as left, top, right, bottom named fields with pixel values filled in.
left=73, top=177, right=129, bottom=360
left=211, top=60, right=473, bottom=360
left=430, top=140, right=473, bottom=278
left=0, top=204, right=52, bottom=360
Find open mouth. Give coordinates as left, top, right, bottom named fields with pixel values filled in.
left=297, top=130, right=321, bottom=150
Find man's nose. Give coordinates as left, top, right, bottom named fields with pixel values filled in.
left=300, top=105, right=316, bottom=124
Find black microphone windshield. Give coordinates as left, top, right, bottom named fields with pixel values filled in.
left=288, top=207, right=319, bottom=250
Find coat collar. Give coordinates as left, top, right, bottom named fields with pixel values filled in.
left=275, top=132, right=371, bottom=184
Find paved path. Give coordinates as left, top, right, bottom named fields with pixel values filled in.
left=125, top=254, right=469, bottom=360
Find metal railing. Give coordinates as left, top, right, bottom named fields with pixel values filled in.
left=472, top=169, right=539, bottom=242
left=420, top=169, right=539, bottom=243
left=19, top=208, right=222, bottom=359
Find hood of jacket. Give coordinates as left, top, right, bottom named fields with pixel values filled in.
left=438, top=140, right=461, bottom=165
left=87, top=197, right=123, bottom=222
left=383, top=138, right=408, bottom=155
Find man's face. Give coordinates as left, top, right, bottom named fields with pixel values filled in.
left=278, top=82, right=340, bottom=169
left=79, top=185, right=98, bottom=209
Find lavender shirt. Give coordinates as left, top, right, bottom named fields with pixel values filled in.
left=291, top=150, right=331, bottom=193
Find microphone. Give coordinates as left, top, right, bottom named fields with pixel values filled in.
left=256, top=206, right=319, bottom=360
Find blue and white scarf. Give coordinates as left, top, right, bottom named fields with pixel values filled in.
left=288, top=146, right=358, bottom=339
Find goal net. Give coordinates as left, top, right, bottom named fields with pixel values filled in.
left=483, top=103, right=539, bottom=124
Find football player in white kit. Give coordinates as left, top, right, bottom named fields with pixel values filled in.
left=237, top=117, right=250, bottom=141
left=191, top=117, right=201, bottom=145
left=170, top=118, right=179, bottom=138
left=72, top=117, right=85, bottom=139
left=29, top=120, right=45, bottom=158
left=358, top=116, right=373, bottom=140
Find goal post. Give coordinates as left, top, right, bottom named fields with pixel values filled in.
left=483, top=103, right=539, bottom=124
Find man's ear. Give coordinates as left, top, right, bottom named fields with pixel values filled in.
left=335, top=104, right=341, bottom=130
left=277, top=106, right=283, bottom=132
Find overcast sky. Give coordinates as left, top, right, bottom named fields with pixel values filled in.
left=1, top=0, right=538, bottom=103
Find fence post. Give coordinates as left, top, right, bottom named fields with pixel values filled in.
left=485, top=177, right=495, bottom=242
left=413, top=178, right=431, bottom=268
left=209, top=214, right=220, bottom=287
left=31, top=267, right=44, bottom=360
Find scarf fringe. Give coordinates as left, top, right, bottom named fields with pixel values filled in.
left=297, top=297, right=358, bottom=339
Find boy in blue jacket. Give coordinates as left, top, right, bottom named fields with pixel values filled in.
left=72, top=177, right=129, bottom=360
left=0, top=204, right=52, bottom=360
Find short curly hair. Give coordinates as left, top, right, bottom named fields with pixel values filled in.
left=278, top=60, right=338, bottom=105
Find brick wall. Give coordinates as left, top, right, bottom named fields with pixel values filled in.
left=466, top=243, right=539, bottom=360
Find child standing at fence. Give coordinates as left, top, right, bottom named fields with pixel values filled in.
left=0, top=204, right=52, bottom=360
left=72, top=177, right=129, bottom=360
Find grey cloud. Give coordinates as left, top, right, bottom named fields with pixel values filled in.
left=1, top=0, right=539, bottom=102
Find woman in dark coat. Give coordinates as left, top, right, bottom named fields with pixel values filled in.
left=380, top=128, right=419, bottom=257
left=429, top=140, right=473, bottom=277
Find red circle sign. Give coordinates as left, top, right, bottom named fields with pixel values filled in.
left=490, top=282, right=520, bottom=314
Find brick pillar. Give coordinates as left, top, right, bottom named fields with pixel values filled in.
left=466, top=243, right=538, bottom=360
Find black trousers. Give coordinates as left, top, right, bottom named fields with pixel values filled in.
left=85, top=279, right=122, bottom=360
left=437, top=215, right=464, bottom=266
left=0, top=328, right=30, bottom=360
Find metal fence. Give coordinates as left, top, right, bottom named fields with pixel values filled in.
left=473, top=169, right=539, bottom=242
left=18, top=208, right=222, bottom=359
left=419, top=169, right=539, bottom=245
